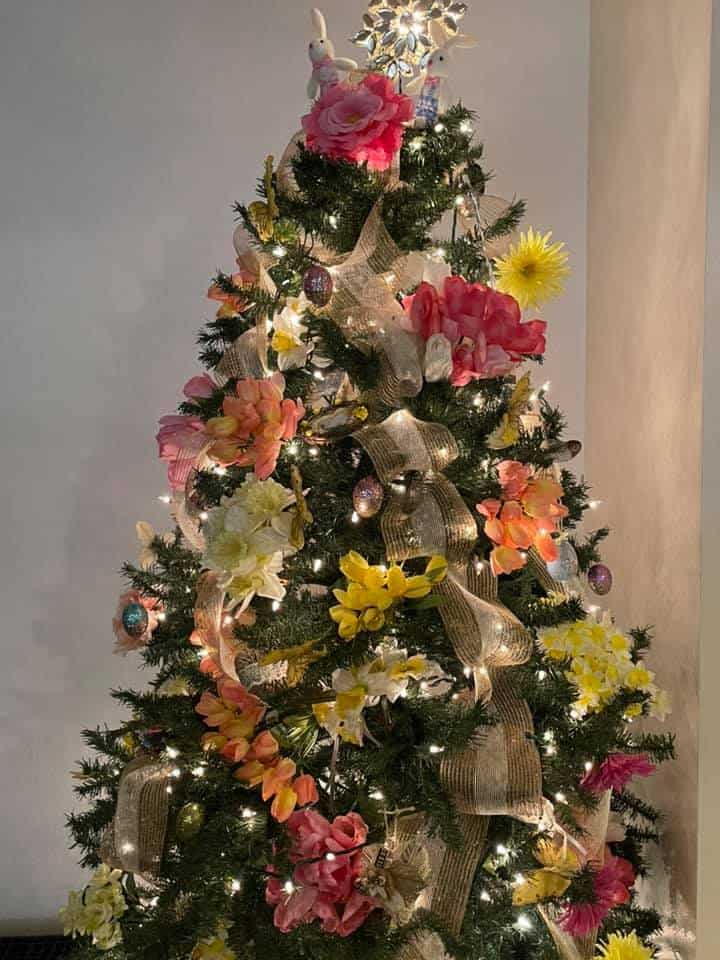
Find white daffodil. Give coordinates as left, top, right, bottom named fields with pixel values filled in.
left=225, top=551, right=286, bottom=611
left=59, top=890, right=86, bottom=938
left=271, top=299, right=310, bottom=371
left=235, top=475, right=295, bottom=529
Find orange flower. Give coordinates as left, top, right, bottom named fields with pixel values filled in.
left=271, top=785, right=299, bottom=823
left=247, top=731, right=280, bottom=763
left=235, top=759, right=266, bottom=787
left=294, top=774, right=319, bottom=807
left=262, top=758, right=297, bottom=801
left=207, top=269, right=255, bottom=317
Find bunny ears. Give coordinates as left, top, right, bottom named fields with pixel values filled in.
left=311, top=8, right=327, bottom=39
left=428, top=18, right=478, bottom=51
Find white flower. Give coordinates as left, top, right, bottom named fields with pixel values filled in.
left=82, top=900, right=114, bottom=935
left=648, top=686, right=672, bottom=721
left=234, top=475, right=296, bottom=531
left=89, top=865, right=123, bottom=888
left=225, top=551, right=286, bottom=611
left=271, top=300, right=310, bottom=371
left=93, top=920, right=123, bottom=951
left=59, top=890, right=86, bottom=938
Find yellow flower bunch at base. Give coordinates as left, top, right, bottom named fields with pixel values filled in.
left=330, top=551, right=447, bottom=640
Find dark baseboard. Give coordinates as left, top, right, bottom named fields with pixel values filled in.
left=0, top=939, right=70, bottom=959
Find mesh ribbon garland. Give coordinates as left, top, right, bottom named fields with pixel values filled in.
left=356, top=410, right=544, bottom=938
left=100, top=757, right=173, bottom=878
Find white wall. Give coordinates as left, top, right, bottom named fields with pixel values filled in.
left=0, top=0, right=589, bottom=931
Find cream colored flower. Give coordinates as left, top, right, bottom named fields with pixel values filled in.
left=158, top=676, right=191, bottom=697
left=271, top=299, right=310, bottom=371
left=59, top=890, right=86, bottom=938
left=93, top=920, right=123, bottom=951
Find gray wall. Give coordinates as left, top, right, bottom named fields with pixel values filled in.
left=0, top=0, right=589, bottom=932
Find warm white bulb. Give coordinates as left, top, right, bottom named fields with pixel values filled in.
left=351, top=511, right=360, bottom=524
left=516, top=914, right=533, bottom=932
left=429, top=744, right=444, bottom=755
left=272, top=600, right=281, bottom=612
left=283, top=880, right=296, bottom=894
left=191, top=765, right=206, bottom=778
left=480, top=890, right=491, bottom=902
left=309, top=446, right=320, bottom=458
left=166, top=747, right=180, bottom=759
left=158, top=494, right=171, bottom=505
left=312, top=558, right=323, bottom=573
left=272, top=244, right=287, bottom=258
left=241, top=807, right=254, bottom=819
left=230, top=879, right=242, bottom=893
left=555, top=792, right=568, bottom=804
left=325, top=852, right=336, bottom=861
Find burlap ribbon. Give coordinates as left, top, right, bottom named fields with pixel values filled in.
left=356, top=410, right=544, bottom=938
left=100, top=757, right=172, bottom=878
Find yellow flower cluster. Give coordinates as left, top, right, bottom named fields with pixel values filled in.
left=330, top=552, right=448, bottom=639
left=191, top=929, right=237, bottom=960
left=595, top=932, right=652, bottom=960
left=537, top=615, right=670, bottom=719
left=512, top=839, right=579, bottom=906
left=58, top=865, right=126, bottom=951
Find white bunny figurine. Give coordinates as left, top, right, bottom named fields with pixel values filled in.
left=307, top=8, right=358, bottom=100
left=405, top=21, right=478, bottom=129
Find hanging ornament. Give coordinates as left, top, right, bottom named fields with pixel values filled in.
left=119, top=731, right=139, bottom=755
left=588, top=563, right=613, bottom=596
left=304, top=402, right=369, bottom=442
left=546, top=540, right=579, bottom=582
left=139, top=727, right=167, bottom=752
left=353, top=476, right=385, bottom=518
left=121, top=602, right=150, bottom=639
left=541, top=439, right=583, bottom=463
left=175, top=802, right=206, bottom=842
left=303, top=265, right=334, bottom=307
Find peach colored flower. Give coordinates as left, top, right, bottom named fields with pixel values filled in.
left=207, top=268, right=255, bottom=317
left=205, top=374, right=304, bottom=480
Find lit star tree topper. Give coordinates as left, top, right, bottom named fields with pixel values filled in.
left=351, top=0, right=469, bottom=79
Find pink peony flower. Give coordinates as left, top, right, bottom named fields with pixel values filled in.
left=559, top=853, right=636, bottom=937
left=205, top=374, right=304, bottom=480
left=156, top=414, right=207, bottom=491
left=402, top=276, right=546, bottom=386
left=581, top=754, right=656, bottom=794
left=302, top=73, right=414, bottom=172
left=182, top=373, right=216, bottom=400
left=112, top=590, right=162, bottom=654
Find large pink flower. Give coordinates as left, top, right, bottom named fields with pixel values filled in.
left=581, top=753, right=656, bottom=794
left=182, top=373, right=216, bottom=400
left=205, top=374, right=304, bottom=480
left=402, top=277, right=547, bottom=386
left=156, top=414, right=207, bottom=491
left=302, top=73, right=414, bottom=172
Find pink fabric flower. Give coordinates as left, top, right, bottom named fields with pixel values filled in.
left=402, top=276, right=547, bottom=386
left=267, top=808, right=378, bottom=937
left=207, top=268, right=255, bottom=316
left=205, top=374, right=304, bottom=480
left=183, top=373, right=216, bottom=400
left=581, top=753, right=656, bottom=794
left=112, top=590, right=161, bottom=654
left=559, top=853, right=636, bottom=937
left=302, top=73, right=414, bottom=172
left=156, top=414, right=207, bottom=491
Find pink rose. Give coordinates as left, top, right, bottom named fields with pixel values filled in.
left=302, top=73, right=414, bottom=172
left=327, top=812, right=368, bottom=854
left=337, top=890, right=379, bottom=936
left=156, top=414, right=206, bottom=491
left=497, top=460, right=532, bottom=500
left=182, top=373, right=216, bottom=400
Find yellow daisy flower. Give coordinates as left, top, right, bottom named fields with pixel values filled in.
left=495, top=227, right=570, bottom=310
left=594, top=932, right=652, bottom=960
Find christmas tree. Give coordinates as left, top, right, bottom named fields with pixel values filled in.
left=62, top=6, right=675, bottom=960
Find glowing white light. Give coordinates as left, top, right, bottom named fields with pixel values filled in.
left=585, top=761, right=594, bottom=772
left=455, top=195, right=465, bottom=207
left=241, top=807, right=254, bottom=819
left=231, top=879, right=242, bottom=892
left=329, top=215, right=339, bottom=228
left=214, top=466, right=227, bottom=476
left=313, top=370, right=325, bottom=381
left=473, top=395, right=483, bottom=408
left=589, top=499, right=603, bottom=510
left=272, top=245, right=287, bottom=258
left=480, top=890, right=491, bottom=902
left=351, top=511, right=360, bottom=524
left=370, top=790, right=385, bottom=800
left=429, top=745, right=445, bottom=755
left=200, top=511, right=209, bottom=521
left=325, top=852, right=337, bottom=861
left=536, top=670, right=548, bottom=681
left=120, top=842, right=135, bottom=855
left=460, top=120, right=473, bottom=134
left=514, top=873, right=526, bottom=885
left=158, top=494, right=171, bottom=505
left=170, top=768, right=182, bottom=778
left=516, top=914, right=533, bottom=932
left=283, top=880, right=296, bottom=895
left=312, top=558, right=323, bottom=573
left=463, top=666, right=472, bottom=678
left=166, top=747, right=180, bottom=759
left=496, top=844, right=509, bottom=857
left=272, top=600, right=281, bottom=612
left=309, top=446, right=320, bottom=458
left=555, top=792, right=568, bottom=804
left=166, top=785, right=173, bottom=794
left=192, top=765, right=206, bottom=778
left=434, top=122, right=445, bottom=132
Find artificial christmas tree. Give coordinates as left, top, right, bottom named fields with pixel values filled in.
left=62, top=7, right=675, bottom=960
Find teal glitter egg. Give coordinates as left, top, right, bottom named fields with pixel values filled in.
left=121, top=602, right=149, bottom=638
